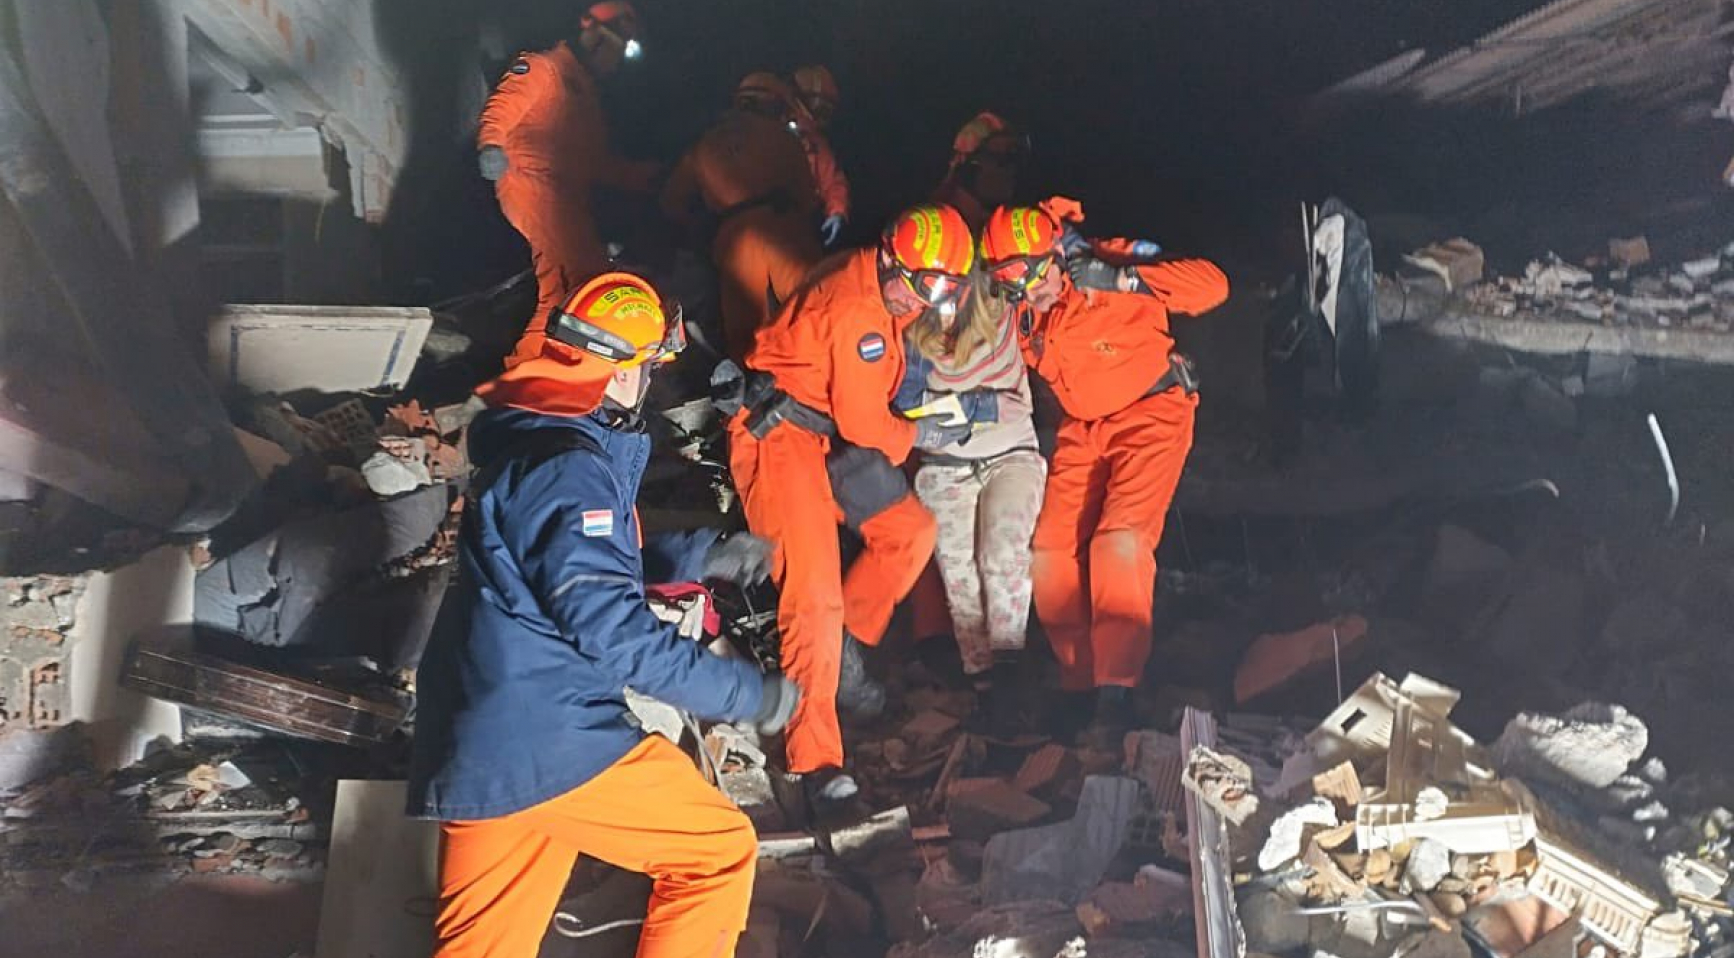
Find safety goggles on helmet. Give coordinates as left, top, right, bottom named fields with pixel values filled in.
left=548, top=285, right=685, bottom=368
left=894, top=266, right=971, bottom=309
left=983, top=253, right=1056, bottom=300
left=881, top=204, right=975, bottom=309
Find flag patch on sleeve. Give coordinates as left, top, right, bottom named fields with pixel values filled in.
left=581, top=509, right=614, bottom=537
left=857, top=332, right=886, bottom=362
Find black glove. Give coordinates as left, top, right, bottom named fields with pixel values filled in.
left=478, top=145, right=509, bottom=181
left=752, top=675, right=800, bottom=735
left=1067, top=254, right=1128, bottom=292
left=703, top=533, right=773, bottom=588
left=912, top=414, right=971, bottom=452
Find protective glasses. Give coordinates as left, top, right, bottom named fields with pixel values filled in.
left=897, top=267, right=970, bottom=309
left=984, top=253, right=1055, bottom=300
left=549, top=300, right=686, bottom=368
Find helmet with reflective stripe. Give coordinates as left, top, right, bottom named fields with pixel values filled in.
left=979, top=205, right=1061, bottom=300
left=547, top=271, right=684, bottom=369
left=881, top=204, right=975, bottom=309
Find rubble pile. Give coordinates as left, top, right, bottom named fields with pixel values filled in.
left=704, top=677, right=1210, bottom=958
left=0, top=742, right=325, bottom=891
left=1466, top=241, right=1734, bottom=333
left=1202, top=673, right=1731, bottom=958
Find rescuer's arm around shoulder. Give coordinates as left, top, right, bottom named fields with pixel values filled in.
left=507, top=450, right=765, bottom=723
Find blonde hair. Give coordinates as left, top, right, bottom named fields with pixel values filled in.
left=908, top=267, right=1008, bottom=367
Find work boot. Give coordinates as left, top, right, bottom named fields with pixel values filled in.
left=836, top=632, right=886, bottom=720
left=965, top=659, right=1025, bottom=735
left=803, top=766, right=866, bottom=826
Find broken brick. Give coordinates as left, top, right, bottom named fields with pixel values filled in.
left=946, top=778, right=1051, bottom=838
left=903, top=709, right=962, bottom=743
left=1234, top=614, right=1370, bottom=705
left=1181, top=747, right=1259, bottom=826
left=1015, top=743, right=1079, bottom=796
left=1312, top=761, right=1363, bottom=808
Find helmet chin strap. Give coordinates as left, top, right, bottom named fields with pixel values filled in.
left=597, top=366, right=655, bottom=430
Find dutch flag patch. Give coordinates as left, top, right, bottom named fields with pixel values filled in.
left=580, top=509, right=614, bottom=537
left=856, top=332, right=886, bottom=362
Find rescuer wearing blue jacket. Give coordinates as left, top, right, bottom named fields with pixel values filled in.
left=409, top=272, right=799, bottom=958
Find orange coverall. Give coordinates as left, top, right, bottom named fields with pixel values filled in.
left=1019, top=260, right=1229, bottom=690
left=436, top=737, right=756, bottom=958
left=791, top=113, right=850, bottom=222
left=731, top=250, right=937, bottom=773
left=479, top=43, right=656, bottom=368
left=661, top=111, right=822, bottom=362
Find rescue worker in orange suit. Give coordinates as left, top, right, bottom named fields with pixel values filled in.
left=932, top=112, right=1029, bottom=231
left=410, top=272, right=801, bottom=958
left=978, top=201, right=1228, bottom=739
left=661, top=73, right=822, bottom=363
left=790, top=65, right=851, bottom=247
left=477, top=1, right=663, bottom=369
left=726, top=205, right=975, bottom=813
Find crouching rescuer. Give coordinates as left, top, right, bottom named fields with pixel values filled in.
left=409, top=272, right=799, bottom=958
left=718, top=204, right=976, bottom=815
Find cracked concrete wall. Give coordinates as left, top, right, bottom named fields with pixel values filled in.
left=173, top=0, right=412, bottom=222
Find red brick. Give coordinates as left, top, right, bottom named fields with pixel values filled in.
left=1014, top=744, right=1079, bottom=796
left=946, top=779, right=1051, bottom=838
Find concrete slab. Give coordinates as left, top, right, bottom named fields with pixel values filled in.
left=208, top=304, right=433, bottom=394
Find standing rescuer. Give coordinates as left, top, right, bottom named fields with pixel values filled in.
left=979, top=201, right=1229, bottom=739
left=933, top=111, right=1029, bottom=231
left=725, top=204, right=975, bottom=813
left=477, top=1, right=662, bottom=369
left=789, top=65, right=851, bottom=247
left=409, top=272, right=799, bottom=958
left=661, top=72, right=822, bottom=363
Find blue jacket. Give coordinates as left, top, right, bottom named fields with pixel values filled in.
left=408, top=407, right=764, bottom=820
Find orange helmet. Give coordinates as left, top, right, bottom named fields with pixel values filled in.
left=477, top=272, right=683, bottom=416
left=548, top=272, right=684, bottom=368
left=734, top=71, right=794, bottom=117
left=881, top=204, right=975, bottom=309
left=792, top=65, right=839, bottom=123
left=979, top=205, right=1061, bottom=300
left=949, top=111, right=1030, bottom=172
left=582, top=2, right=643, bottom=59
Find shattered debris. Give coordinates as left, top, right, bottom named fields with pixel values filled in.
left=1183, top=746, right=1259, bottom=826
left=1188, top=674, right=1728, bottom=958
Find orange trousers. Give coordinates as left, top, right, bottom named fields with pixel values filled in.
left=1031, top=391, right=1196, bottom=691
left=495, top=169, right=609, bottom=369
left=434, top=736, right=757, bottom=958
left=714, top=207, right=821, bottom=364
left=728, top=417, right=936, bottom=772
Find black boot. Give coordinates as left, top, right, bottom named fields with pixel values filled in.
left=836, top=632, right=886, bottom=720
left=967, top=658, right=1025, bottom=734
